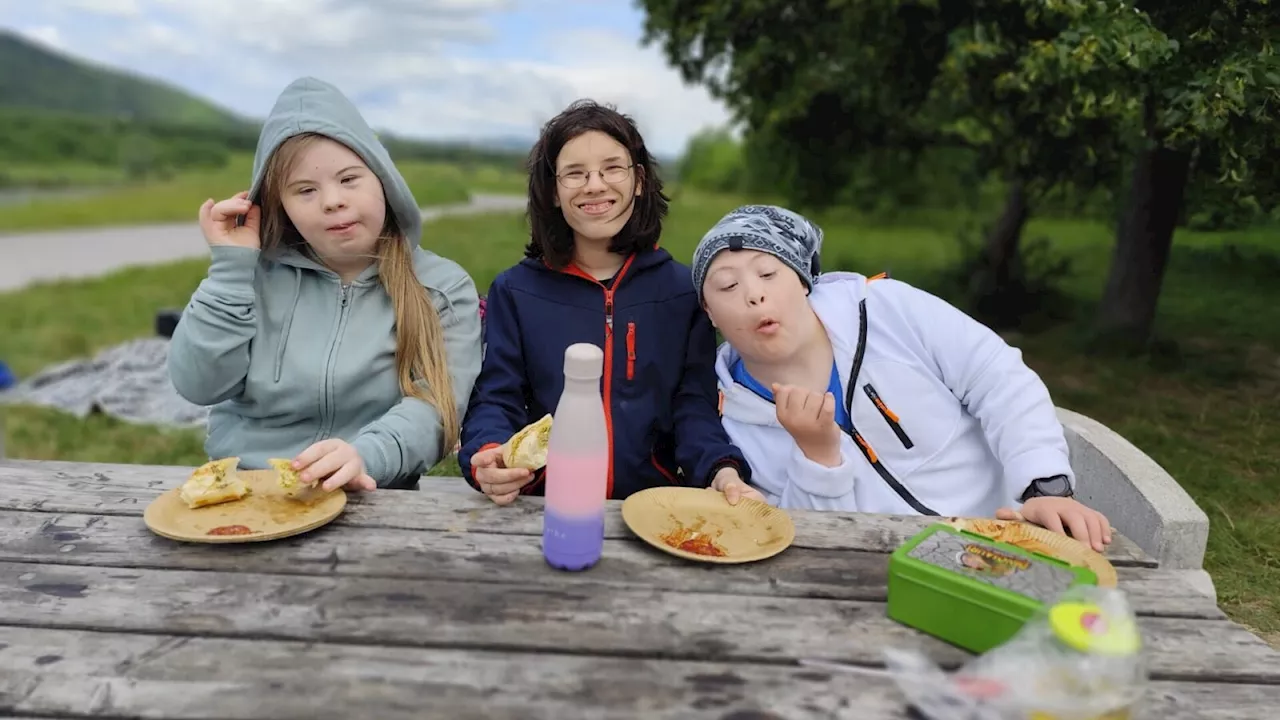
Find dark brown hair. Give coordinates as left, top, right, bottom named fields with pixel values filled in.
left=524, top=99, right=670, bottom=269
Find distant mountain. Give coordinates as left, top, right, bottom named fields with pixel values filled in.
left=0, top=30, right=246, bottom=126
left=0, top=29, right=529, bottom=176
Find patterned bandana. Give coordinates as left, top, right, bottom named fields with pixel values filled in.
left=691, top=204, right=823, bottom=304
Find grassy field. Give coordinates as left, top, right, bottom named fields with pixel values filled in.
left=1, top=185, right=1277, bottom=642
left=0, top=153, right=526, bottom=232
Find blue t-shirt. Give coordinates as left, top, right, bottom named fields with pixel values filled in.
left=730, top=358, right=852, bottom=432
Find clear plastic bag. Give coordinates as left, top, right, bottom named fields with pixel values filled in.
left=882, top=585, right=1147, bottom=720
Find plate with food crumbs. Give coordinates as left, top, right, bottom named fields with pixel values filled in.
left=143, top=458, right=346, bottom=544
left=620, top=486, right=795, bottom=564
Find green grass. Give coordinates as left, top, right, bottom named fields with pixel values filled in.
left=1, top=187, right=1278, bottom=643
left=0, top=153, right=526, bottom=232
left=0, top=162, right=129, bottom=189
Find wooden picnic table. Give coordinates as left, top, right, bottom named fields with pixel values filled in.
left=1, top=459, right=1277, bottom=719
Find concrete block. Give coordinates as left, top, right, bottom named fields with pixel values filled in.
left=1057, top=407, right=1210, bottom=570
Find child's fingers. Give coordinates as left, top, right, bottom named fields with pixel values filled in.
left=321, top=459, right=361, bottom=492
left=1038, top=509, right=1066, bottom=536
left=476, top=465, right=531, bottom=487
left=300, top=448, right=347, bottom=485
left=242, top=203, right=262, bottom=234
left=1063, top=511, right=1094, bottom=550
left=485, top=475, right=532, bottom=496
left=471, top=445, right=504, bottom=468
left=210, top=196, right=252, bottom=222
left=776, top=384, right=801, bottom=413
left=293, top=439, right=338, bottom=470
left=489, top=489, right=520, bottom=506
left=723, top=482, right=742, bottom=506
left=818, top=392, right=836, bottom=422
left=1079, top=511, right=1105, bottom=552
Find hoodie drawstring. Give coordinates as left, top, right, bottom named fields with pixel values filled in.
left=274, top=266, right=302, bottom=382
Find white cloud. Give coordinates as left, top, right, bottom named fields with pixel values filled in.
left=16, top=25, right=65, bottom=51
left=4, top=0, right=733, bottom=157
left=62, top=0, right=142, bottom=16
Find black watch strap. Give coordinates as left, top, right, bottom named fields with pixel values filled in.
left=1020, top=474, right=1073, bottom=503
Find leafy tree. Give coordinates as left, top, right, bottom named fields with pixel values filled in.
left=640, top=0, right=1278, bottom=343
left=641, top=1, right=1170, bottom=307
left=1093, top=1, right=1279, bottom=347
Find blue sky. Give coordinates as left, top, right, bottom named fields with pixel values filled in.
left=0, top=0, right=729, bottom=156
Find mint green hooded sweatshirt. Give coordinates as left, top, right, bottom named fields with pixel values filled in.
left=167, top=77, right=483, bottom=489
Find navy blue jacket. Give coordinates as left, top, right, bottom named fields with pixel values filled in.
left=459, top=248, right=749, bottom=500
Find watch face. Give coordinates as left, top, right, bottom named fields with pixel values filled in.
left=1037, top=475, right=1072, bottom=496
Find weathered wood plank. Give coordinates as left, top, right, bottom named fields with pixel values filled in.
left=1, top=562, right=1275, bottom=683
left=0, top=460, right=1156, bottom=565
left=4, top=627, right=1278, bottom=720
left=0, top=510, right=1221, bottom=619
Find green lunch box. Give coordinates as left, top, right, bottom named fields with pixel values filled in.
left=887, top=523, right=1098, bottom=654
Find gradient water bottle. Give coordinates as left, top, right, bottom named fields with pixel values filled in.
left=542, top=343, right=609, bottom=571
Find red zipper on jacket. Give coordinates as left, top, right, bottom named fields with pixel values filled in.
left=558, top=254, right=636, bottom=500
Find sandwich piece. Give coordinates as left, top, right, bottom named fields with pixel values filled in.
left=500, top=413, right=553, bottom=470
left=945, top=516, right=1118, bottom=587
left=268, top=458, right=303, bottom=490
left=179, top=456, right=251, bottom=509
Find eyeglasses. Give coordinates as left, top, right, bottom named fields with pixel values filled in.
left=556, top=164, right=634, bottom=189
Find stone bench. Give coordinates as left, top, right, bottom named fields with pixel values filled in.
left=1058, top=407, right=1210, bottom=575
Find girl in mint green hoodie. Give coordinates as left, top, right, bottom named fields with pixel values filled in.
left=167, top=77, right=483, bottom=491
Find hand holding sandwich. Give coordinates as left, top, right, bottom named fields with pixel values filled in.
left=471, top=446, right=534, bottom=505
left=471, top=414, right=552, bottom=505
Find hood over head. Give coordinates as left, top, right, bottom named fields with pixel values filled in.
left=248, top=76, right=422, bottom=248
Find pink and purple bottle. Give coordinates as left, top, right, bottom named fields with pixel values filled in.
left=542, top=343, right=609, bottom=571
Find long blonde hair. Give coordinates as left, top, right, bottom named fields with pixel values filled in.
left=259, top=133, right=460, bottom=452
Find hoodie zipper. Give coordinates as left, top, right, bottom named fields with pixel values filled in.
left=842, top=299, right=937, bottom=516
left=561, top=255, right=637, bottom=500
left=863, top=383, right=913, bottom=448
left=318, top=282, right=354, bottom=441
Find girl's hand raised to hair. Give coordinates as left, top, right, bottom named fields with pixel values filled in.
left=199, top=191, right=262, bottom=249
left=293, top=439, right=377, bottom=492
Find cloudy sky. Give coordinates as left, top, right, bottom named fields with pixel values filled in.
left=1, top=0, right=733, bottom=156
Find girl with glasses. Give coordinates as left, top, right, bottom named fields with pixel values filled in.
left=459, top=100, right=759, bottom=507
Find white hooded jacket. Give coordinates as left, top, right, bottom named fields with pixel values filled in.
left=715, top=272, right=1074, bottom=516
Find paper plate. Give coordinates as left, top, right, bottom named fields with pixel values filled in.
left=944, top=517, right=1118, bottom=587
left=144, top=469, right=347, bottom=544
left=621, top=486, right=795, bottom=564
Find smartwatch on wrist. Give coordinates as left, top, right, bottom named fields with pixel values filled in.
left=1019, top=474, right=1073, bottom=503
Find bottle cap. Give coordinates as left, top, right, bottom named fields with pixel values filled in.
left=1048, top=601, right=1141, bottom=656
left=563, top=343, right=604, bottom=380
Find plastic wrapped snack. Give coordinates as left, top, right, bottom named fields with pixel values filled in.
left=884, top=585, right=1146, bottom=720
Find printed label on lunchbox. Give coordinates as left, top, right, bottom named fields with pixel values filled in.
left=907, top=531, right=1078, bottom=602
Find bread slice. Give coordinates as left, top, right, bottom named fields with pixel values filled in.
left=268, top=457, right=303, bottom=489
left=500, top=414, right=553, bottom=470
left=945, top=516, right=1118, bottom=587
left=179, top=457, right=250, bottom=509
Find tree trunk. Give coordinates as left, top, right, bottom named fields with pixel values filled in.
left=967, top=179, right=1029, bottom=328
left=983, top=179, right=1029, bottom=290
left=1094, top=143, right=1192, bottom=348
